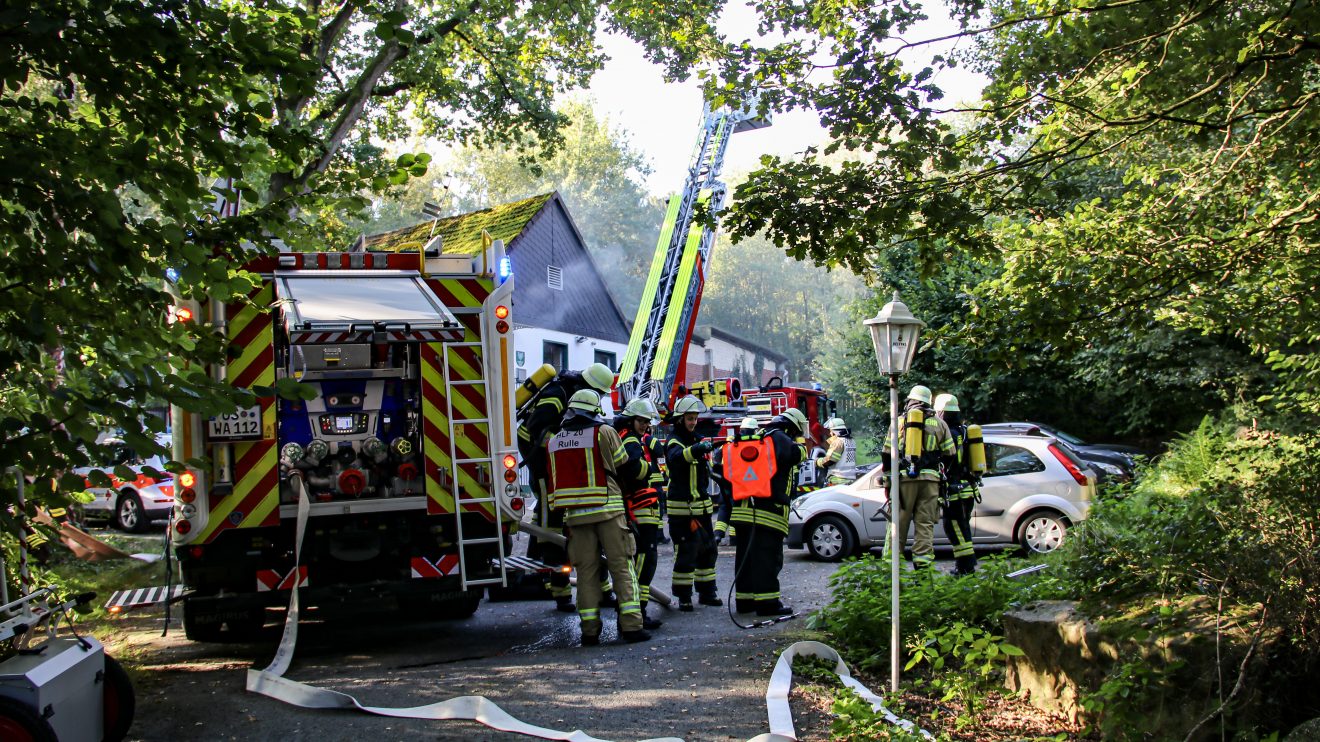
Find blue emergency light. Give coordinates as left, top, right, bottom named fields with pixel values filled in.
left=165, top=267, right=180, bottom=283
left=498, top=256, right=512, bottom=283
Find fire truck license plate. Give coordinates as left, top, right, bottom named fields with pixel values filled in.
left=206, top=406, right=264, bottom=441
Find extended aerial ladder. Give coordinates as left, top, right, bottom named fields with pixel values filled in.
left=615, top=103, right=768, bottom=411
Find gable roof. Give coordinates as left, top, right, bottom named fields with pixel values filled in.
left=362, top=192, right=554, bottom=256
left=362, top=192, right=632, bottom=344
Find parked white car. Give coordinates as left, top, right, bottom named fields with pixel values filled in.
left=787, top=433, right=1096, bottom=561
left=76, top=435, right=174, bottom=532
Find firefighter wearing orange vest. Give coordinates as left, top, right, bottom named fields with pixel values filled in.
left=615, top=396, right=665, bottom=631
left=546, top=389, right=650, bottom=645
left=666, top=395, right=722, bottom=611
left=727, top=410, right=806, bottom=616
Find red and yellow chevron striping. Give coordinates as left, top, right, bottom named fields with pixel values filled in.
left=421, top=343, right=456, bottom=516
left=199, top=283, right=279, bottom=544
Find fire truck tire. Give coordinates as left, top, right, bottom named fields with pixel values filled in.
left=0, top=696, right=57, bottom=742
left=115, top=491, right=148, bottom=533
left=183, top=599, right=267, bottom=642
left=102, top=654, right=136, bottom=742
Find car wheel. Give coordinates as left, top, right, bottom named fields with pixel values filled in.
left=116, top=491, right=147, bottom=533
left=806, top=515, right=856, bottom=562
left=1018, top=510, right=1068, bottom=554
left=0, top=696, right=57, bottom=742
left=102, top=654, right=137, bottom=742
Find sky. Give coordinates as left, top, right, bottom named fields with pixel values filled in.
left=583, top=1, right=989, bottom=196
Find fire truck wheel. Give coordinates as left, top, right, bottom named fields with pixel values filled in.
left=102, top=654, right=136, bottom=742
left=0, top=696, right=57, bottom=742
left=115, top=491, right=148, bottom=533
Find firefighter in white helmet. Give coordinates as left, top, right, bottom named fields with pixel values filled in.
left=614, top=397, right=665, bottom=630
left=665, top=395, right=722, bottom=611
left=815, top=417, right=858, bottom=486
left=546, top=389, right=649, bottom=645
left=882, top=384, right=955, bottom=570
left=934, top=393, right=979, bottom=575
left=517, top=362, right=615, bottom=612
left=726, top=408, right=806, bottom=615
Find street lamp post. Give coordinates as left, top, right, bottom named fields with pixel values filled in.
left=863, top=291, right=925, bottom=694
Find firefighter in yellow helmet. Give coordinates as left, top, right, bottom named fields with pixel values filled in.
left=665, top=395, right=722, bottom=611
left=727, top=408, right=806, bottom=615
left=546, top=389, right=649, bottom=645
left=517, top=362, right=615, bottom=612
left=614, top=397, right=665, bottom=630
left=882, top=384, right=955, bottom=570
left=815, top=417, right=858, bottom=486
left=934, top=393, right=979, bottom=575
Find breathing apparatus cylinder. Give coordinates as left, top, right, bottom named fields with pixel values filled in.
left=515, top=363, right=558, bottom=408
left=902, top=408, right=925, bottom=475
left=965, top=423, right=987, bottom=475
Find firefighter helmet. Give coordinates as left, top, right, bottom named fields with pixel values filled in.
left=777, top=408, right=809, bottom=435
left=581, top=363, right=615, bottom=393
left=566, top=389, right=603, bottom=417
left=671, top=395, right=706, bottom=417
left=621, top=397, right=660, bottom=422
left=907, top=385, right=932, bottom=405
left=825, top=417, right=848, bottom=432
left=739, top=416, right=760, bottom=430
left=934, top=393, right=960, bottom=413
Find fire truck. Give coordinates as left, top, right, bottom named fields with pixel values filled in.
left=169, top=238, right=522, bottom=641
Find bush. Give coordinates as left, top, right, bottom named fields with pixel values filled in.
left=812, top=553, right=1067, bottom=672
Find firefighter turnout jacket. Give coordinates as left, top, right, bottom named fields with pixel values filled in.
left=666, top=427, right=714, bottom=517
left=884, top=406, right=956, bottom=482
left=546, top=417, right=639, bottom=525
left=618, top=428, right=663, bottom=526
left=818, top=433, right=857, bottom=482
left=726, top=428, right=804, bottom=534
left=517, top=378, right=571, bottom=484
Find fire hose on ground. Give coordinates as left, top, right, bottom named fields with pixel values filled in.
left=246, top=474, right=931, bottom=741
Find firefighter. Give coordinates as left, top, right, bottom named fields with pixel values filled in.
left=713, top=418, right=759, bottom=545
left=934, top=393, right=979, bottom=575
left=649, top=427, right=670, bottom=545
left=882, top=385, right=956, bottom=570
left=546, top=389, right=650, bottom=645
left=665, top=395, right=722, bottom=611
left=727, top=409, right=805, bottom=615
left=517, top=362, right=616, bottom=612
left=815, top=417, right=858, bottom=486
left=615, top=397, right=665, bottom=630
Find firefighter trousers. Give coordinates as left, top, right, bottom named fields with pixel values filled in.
left=529, top=489, right=571, bottom=600
left=733, top=523, right=785, bottom=609
left=943, top=495, right=977, bottom=572
left=632, top=522, right=659, bottom=607
left=566, top=513, right=642, bottom=637
left=669, top=514, right=718, bottom=600
left=892, top=480, right=941, bottom=568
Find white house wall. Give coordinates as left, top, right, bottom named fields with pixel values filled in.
left=513, top=325, right=628, bottom=413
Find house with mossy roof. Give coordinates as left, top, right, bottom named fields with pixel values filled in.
left=363, top=192, right=631, bottom=391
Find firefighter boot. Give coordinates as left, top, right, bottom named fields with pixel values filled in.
left=735, top=599, right=758, bottom=614
left=621, top=628, right=652, bottom=643
left=953, top=555, right=977, bottom=576
left=599, top=590, right=619, bottom=609
left=756, top=600, right=793, bottom=617
left=698, top=592, right=723, bottom=607
left=556, top=596, right=577, bottom=613
left=641, top=602, right=663, bottom=630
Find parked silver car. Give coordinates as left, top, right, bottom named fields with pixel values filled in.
left=787, top=433, right=1096, bottom=561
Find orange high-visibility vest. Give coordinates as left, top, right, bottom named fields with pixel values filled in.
left=721, top=435, right=778, bottom=501
left=546, top=426, right=609, bottom=510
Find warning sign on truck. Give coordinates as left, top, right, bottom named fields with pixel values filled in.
left=206, top=406, right=264, bottom=442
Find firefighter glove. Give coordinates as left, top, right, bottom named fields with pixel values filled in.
left=692, top=440, right=714, bottom=455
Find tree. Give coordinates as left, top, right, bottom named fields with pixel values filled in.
left=0, top=0, right=764, bottom=515
left=721, top=0, right=1320, bottom=415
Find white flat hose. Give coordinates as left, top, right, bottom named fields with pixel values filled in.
left=247, top=478, right=925, bottom=741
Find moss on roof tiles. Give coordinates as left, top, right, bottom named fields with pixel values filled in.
left=363, top=192, right=555, bottom=256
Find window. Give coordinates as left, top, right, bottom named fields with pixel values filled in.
left=984, top=443, right=1045, bottom=477
left=593, top=350, right=617, bottom=371
left=547, top=265, right=563, bottom=290
left=543, top=341, right=568, bottom=372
